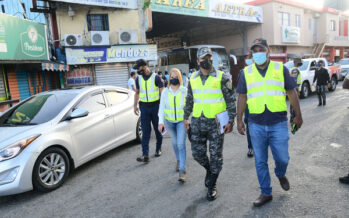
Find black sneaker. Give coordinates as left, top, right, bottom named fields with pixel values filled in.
left=339, top=174, right=349, bottom=184
left=136, top=155, right=149, bottom=163
left=155, top=150, right=162, bottom=157
left=247, top=149, right=254, bottom=158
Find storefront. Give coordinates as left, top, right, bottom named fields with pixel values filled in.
left=0, top=13, right=63, bottom=108
left=65, top=44, right=157, bottom=88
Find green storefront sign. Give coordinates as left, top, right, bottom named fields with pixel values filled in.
left=149, top=0, right=209, bottom=17
left=0, top=13, right=48, bottom=61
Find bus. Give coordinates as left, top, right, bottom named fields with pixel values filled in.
left=157, top=45, right=231, bottom=76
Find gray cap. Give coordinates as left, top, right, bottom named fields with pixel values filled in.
left=197, top=47, right=212, bottom=59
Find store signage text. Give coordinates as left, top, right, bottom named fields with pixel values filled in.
left=150, top=0, right=206, bottom=10
left=209, top=1, right=263, bottom=23
left=66, top=44, right=157, bottom=65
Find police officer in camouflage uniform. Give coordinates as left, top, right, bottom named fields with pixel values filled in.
left=184, top=47, right=236, bottom=201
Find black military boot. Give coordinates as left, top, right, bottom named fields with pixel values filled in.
left=207, top=173, right=218, bottom=201
left=204, top=165, right=211, bottom=188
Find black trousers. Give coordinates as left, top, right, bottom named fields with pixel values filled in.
left=316, top=85, right=326, bottom=105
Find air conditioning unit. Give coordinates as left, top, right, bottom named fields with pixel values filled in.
left=118, top=29, right=138, bottom=44
left=64, top=34, right=83, bottom=46
left=91, top=31, right=109, bottom=46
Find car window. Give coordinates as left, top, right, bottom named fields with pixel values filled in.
left=0, top=93, right=78, bottom=125
left=106, top=91, right=128, bottom=106
left=77, top=93, right=106, bottom=113
left=339, top=60, right=349, bottom=65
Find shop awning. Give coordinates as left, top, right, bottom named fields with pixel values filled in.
left=41, top=62, right=69, bottom=72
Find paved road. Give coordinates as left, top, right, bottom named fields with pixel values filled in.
left=1, top=82, right=348, bottom=218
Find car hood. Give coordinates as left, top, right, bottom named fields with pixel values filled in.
left=0, top=123, right=49, bottom=149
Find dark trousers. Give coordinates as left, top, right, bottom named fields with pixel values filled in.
left=140, top=104, right=162, bottom=156
left=316, top=85, right=326, bottom=105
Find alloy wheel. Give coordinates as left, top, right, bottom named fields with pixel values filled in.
left=38, top=153, right=66, bottom=186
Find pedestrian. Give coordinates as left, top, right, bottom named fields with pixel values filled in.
left=236, top=38, right=303, bottom=207
left=165, top=71, right=169, bottom=83
left=158, top=71, right=168, bottom=87
left=313, top=61, right=330, bottom=106
left=133, top=59, right=164, bottom=163
left=289, top=58, right=302, bottom=123
left=240, top=51, right=254, bottom=158
left=339, top=73, right=349, bottom=184
left=128, top=71, right=137, bottom=92
left=182, top=72, right=188, bottom=87
left=184, top=47, right=236, bottom=201
left=158, top=68, right=188, bottom=182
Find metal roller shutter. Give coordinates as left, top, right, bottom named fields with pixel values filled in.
left=95, top=63, right=129, bottom=88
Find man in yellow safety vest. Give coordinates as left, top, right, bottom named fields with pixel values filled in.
left=184, top=47, right=236, bottom=201
left=236, top=38, right=303, bottom=207
left=133, top=59, right=164, bottom=163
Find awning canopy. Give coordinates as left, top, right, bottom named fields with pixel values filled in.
left=42, top=62, right=69, bottom=72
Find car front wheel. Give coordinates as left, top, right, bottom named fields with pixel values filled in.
left=329, top=77, right=337, bottom=91
left=136, top=118, right=142, bottom=143
left=32, top=147, right=70, bottom=192
left=300, top=82, right=310, bottom=99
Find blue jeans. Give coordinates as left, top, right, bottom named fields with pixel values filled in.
left=249, top=121, right=290, bottom=196
left=140, top=104, right=162, bottom=156
left=165, top=120, right=187, bottom=171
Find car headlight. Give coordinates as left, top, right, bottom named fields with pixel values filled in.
left=0, top=135, right=41, bottom=162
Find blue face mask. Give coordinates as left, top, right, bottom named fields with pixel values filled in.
left=252, top=52, right=267, bottom=65
left=245, top=59, right=253, bottom=66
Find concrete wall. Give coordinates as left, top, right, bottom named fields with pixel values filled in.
left=55, top=5, right=140, bottom=45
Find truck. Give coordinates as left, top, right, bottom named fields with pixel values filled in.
left=284, top=58, right=341, bottom=99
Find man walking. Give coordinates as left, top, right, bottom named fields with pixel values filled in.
left=184, top=47, right=236, bottom=201
left=236, top=39, right=303, bottom=207
left=313, top=61, right=330, bottom=106
left=133, top=59, right=164, bottom=163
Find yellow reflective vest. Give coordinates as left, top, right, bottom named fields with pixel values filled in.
left=138, top=73, right=159, bottom=102
left=164, top=87, right=186, bottom=122
left=244, top=61, right=287, bottom=114
left=191, top=71, right=226, bottom=118
left=290, top=67, right=302, bottom=85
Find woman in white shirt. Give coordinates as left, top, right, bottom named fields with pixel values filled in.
left=158, top=68, right=188, bottom=182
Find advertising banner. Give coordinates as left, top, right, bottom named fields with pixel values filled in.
left=50, top=0, right=137, bottom=9
left=65, top=44, right=157, bottom=65
left=0, top=13, right=48, bottom=61
left=208, top=1, right=263, bottom=23
left=282, top=26, right=300, bottom=43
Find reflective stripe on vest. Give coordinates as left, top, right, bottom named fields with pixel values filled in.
left=190, top=71, right=227, bottom=118
left=139, top=73, right=159, bottom=102
left=243, top=61, right=287, bottom=114
left=164, top=87, right=186, bottom=121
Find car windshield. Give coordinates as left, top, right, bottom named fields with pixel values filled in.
left=211, top=48, right=230, bottom=72
left=0, top=93, right=78, bottom=126
left=285, top=60, right=309, bottom=71
left=339, top=59, right=349, bottom=65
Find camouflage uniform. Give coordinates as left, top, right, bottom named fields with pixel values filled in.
left=184, top=68, right=236, bottom=175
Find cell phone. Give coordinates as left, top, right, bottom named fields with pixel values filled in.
left=161, top=127, right=167, bottom=136
left=291, top=124, right=297, bottom=135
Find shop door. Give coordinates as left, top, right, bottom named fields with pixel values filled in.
left=95, top=63, right=129, bottom=88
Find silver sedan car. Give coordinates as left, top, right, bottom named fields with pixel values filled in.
left=0, top=86, right=141, bottom=196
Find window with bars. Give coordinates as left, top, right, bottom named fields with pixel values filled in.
left=87, top=14, right=109, bottom=31
left=330, top=20, right=336, bottom=31
left=278, top=12, right=290, bottom=26
left=295, top=14, right=301, bottom=28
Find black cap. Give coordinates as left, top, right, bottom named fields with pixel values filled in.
left=133, top=59, right=147, bottom=70
left=250, top=38, right=269, bottom=50
left=197, top=47, right=212, bottom=59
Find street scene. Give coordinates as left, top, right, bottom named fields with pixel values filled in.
left=0, top=0, right=349, bottom=217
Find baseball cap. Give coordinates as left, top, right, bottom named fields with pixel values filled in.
left=133, top=59, right=147, bottom=70
left=250, top=38, right=269, bottom=50
left=197, top=47, right=212, bottom=59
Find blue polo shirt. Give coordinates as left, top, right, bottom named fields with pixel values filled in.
left=236, top=62, right=297, bottom=125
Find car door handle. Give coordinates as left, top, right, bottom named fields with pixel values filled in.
left=104, top=114, right=112, bottom=119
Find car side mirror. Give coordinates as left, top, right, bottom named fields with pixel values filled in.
left=68, top=109, right=88, bottom=120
